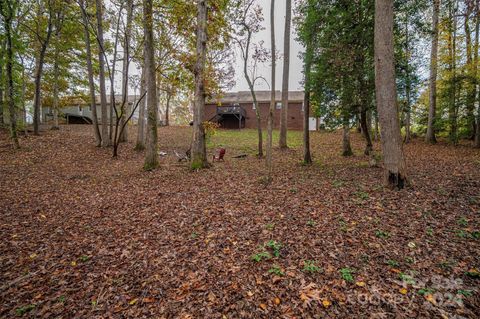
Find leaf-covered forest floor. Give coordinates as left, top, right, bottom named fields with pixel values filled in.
left=1, top=125, right=479, bottom=318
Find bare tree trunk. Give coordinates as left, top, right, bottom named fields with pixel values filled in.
left=425, top=0, right=440, bottom=144
left=0, top=39, right=4, bottom=127
left=279, top=0, right=291, bottom=149
left=473, top=0, right=479, bottom=145
left=136, top=64, right=146, bottom=150
left=360, top=108, right=373, bottom=155
left=191, top=0, right=209, bottom=169
left=143, top=0, right=158, bottom=170
left=119, top=0, right=133, bottom=143
left=165, top=91, right=171, bottom=126
left=404, top=16, right=411, bottom=144
left=33, top=8, right=53, bottom=135
left=303, top=35, right=312, bottom=164
left=95, top=0, right=109, bottom=147
left=342, top=117, right=353, bottom=157
left=80, top=0, right=101, bottom=146
left=448, top=2, right=458, bottom=145
left=266, top=0, right=275, bottom=181
left=52, top=51, right=60, bottom=130
left=1, top=1, right=19, bottom=148
left=109, top=6, right=122, bottom=144
left=375, top=0, right=407, bottom=189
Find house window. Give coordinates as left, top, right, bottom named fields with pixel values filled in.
left=275, top=102, right=282, bottom=110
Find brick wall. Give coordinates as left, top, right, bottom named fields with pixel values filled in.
left=205, top=102, right=304, bottom=130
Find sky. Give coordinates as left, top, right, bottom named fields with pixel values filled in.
left=230, top=0, right=305, bottom=93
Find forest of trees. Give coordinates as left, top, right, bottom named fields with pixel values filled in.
left=0, top=0, right=479, bottom=187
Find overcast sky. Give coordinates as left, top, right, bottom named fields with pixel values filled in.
left=231, top=0, right=305, bottom=93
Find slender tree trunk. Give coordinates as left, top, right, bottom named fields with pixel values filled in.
left=303, top=39, right=312, bottom=164
left=375, top=0, right=407, bottom=189
left=426, top=0, right=440, bottom=144
left=109, top=6, right=122, bottom=143
left=119, top=0, right=133, bottom=143
left=266, top=0, right=275, bottom=181
left=1, top=1, right=19, bottom=148
left=279, top=0, right=291, bottom=149
left=165, top=91, right=171, bottom=126
left=51, top=47, right=60, bottom=130
left=33, top=15, right=53, bottom=135
left=0, top=40, right=4, bottom=127
left=136, top=64, right=146, bottom=150
left=143, top=0, right=158, bottom=170
left=448, top=2, right=458, bottom=145
left=80, top=0, right=101, bottom=146
left=95, top=0, right=109, bottom=147
left=404, top=16, right=411, bottom=144
left=473, top=0, right=479, bottom=144
left=465, top=8, right=476, bottom=140
left=191, top=0, right=210, bottom=168
left=342, top=117, right=353, bottom=156
left=360, top=108, right=373, bottom=155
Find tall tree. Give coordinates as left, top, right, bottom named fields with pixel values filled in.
left=191, top=0, right=209, bottom=169
left=279, top=0, right=291, bottom=149
left=0, top=0, right=19, bottom=148
left=135, top=63, right=146, bottom=150
left=95, top=0, right=109, bottom=147
left=374, top=0, right=407, bottom=188
left=266, top=0, right=275, bottom=181
left=119, top=0, right=133, bottom=143
left=233, top=0, right=266, bottom=157
left=143, top=0, right=158, bottom=170
left=79, top=0, right=101, bottom=146
left=32, top=0, right=54, bottom=135
left=425, top=0, right=440, bottom=144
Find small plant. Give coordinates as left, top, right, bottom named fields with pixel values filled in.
left=332, top=180, right=344, bottom=188
left=57, top=296, right=66, bottom=303
left=303, top=260, right=322, bottom=273
left=457, top=289, right=473, bottom=297
left=338, top=218, right=348, bottom=232
left=465, top=268, right=480, bottom=278
left=306, top=220, right=316, bottom=227
left=15, top=304, right=35, bottom=316
left=405, top=257, right=415, bottom=264
left=191, top=232, right=198, bottom=239
left=457, top=217, right=468, bottom=227
left=265, top=240, right=282, bottom=257
left=203, top=121, right=220, bottom=144
left=472, top=231, right=480, bottom=239
left=80, top=255, right=89, bottom=262
left=386, top=259, right=399, bottom=267
left=418, top=288, right=435, bottom=296
left=398, top=273, right=416, bottom=285
left=265, top=223, right=275, bottom=231
left=456, top=230, right=469, bottom=238
left=339, top=268, right=355, bottom=282
left=375, top=230, right=390, bottom=239
left=426, top=228, right=433, bottom=236
left=268, top=265, right=284, bottom=276
left=251, top=251, right=271, bottom=262
left=289, top=188, right=298, bottom=194
left=354, top=191, right=370, bottom=201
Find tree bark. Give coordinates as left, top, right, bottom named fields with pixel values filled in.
left=80, top=0, right=101, bottom=146
left=143, top=0, right=158, bottom=170
left=95, top=0, right=109, bottom=147
left=1, top=0, right=19, bottom=148
left=425, top=0, right=440, bottom=144
left=119, top=0, right=133, bottom=143
left=136, top=64, right=146, bottom=150
left=266, top=0, right=275, bottom=181
left=33, top=5, right=53, bottom=135
left=0, top=39, right=4, bottom=127
left=375, top=0, right=407, bottom=189
left=448, top=2, right=458, bottom=145
left=342, top=118, right=353, bottom=157
left=52, top=48, right=60, bottom=130
left=279, top=0, right=291, bottom=149
left=191, top=0, right=210, bottom=169
left=165, top=91, right=171, bottom=126
left=303, top=35, right=312, bottom=164
left=404, top=15, right=411, bottom=144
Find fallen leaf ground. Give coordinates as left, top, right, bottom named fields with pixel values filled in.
left=0, top=125, right=479, bottom=318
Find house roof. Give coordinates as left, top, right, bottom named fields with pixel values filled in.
left=62, top=95, right=139, bottom=106
left=209, top=91, right=304, bottom=104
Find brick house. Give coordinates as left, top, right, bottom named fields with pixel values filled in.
left=205, top=91, right=316, bottom=130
